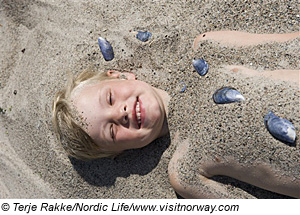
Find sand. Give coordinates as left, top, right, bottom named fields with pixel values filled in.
left=0, top=0, right=299, bottom=198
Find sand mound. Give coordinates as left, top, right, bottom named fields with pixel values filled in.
left=0, top=0, right=298, bottom=198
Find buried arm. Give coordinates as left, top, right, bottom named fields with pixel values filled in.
left=168, top=137, right=233, bottom=198
left=168, top=137, right=300, bottom=198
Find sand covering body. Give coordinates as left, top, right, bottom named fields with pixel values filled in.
left=166, top=60, right=299, bottom=198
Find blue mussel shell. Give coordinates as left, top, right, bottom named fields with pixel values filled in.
left=264, top=111, right=296, bottom=144
left=213, top=87, right=245, bottom=104
left=192, top=59, right=209, bottom=76
left=136, top=31, right=152, bottom=42
left=98, top=37, right=114, bottom=61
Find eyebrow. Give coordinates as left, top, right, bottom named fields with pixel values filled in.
left=98, top=86, right=105, bottom=108
left=99, top=87, right=111, bottom=144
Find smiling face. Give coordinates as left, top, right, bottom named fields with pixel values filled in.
left=71, top=73, right=168, bottom=153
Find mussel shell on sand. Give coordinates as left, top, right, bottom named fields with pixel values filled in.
left=98, top=37, right=114, bottom=61
left=213, top=87, right=245, bottom=104
left=136, top=31, right=152, bottom=42
left=192, top=59, right=209, bottom=76
left=264, top=111, right=296, bottom=145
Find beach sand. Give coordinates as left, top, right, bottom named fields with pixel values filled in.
left=0, top=0, right=299, bottom=198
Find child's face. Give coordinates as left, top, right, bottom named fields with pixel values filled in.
left=71, top=77, right=167, bottom=153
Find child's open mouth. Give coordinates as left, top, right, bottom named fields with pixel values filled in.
left=136, top=98, right=141, bottom=128
left=134, top=97, right=142, bottom=129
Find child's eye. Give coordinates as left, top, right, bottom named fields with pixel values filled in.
left=109, top=91, right=113, bottom=105
left=110, top=124, right=115, bottom=140
left=107, top=90, right=113, bottom=105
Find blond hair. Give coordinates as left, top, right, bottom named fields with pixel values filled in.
left=52, top=69, right=116, bottom=160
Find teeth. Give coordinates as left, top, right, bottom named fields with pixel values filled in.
left=136, top=101, right=141, bottom=124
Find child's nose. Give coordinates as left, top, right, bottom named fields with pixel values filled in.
left=115, top=105, right=128, bottom=125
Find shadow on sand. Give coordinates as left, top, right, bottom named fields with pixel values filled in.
left=70, top=135, right=171, bottom=187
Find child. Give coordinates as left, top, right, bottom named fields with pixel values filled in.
left=52, top=70, right=170, bottom=160
left=53, top=69, right=299, bottom=198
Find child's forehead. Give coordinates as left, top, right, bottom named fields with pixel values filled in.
left=71, top=78, right=150, bottom=100
left=71, top=80, right=98, bottom=100
left=70, top=79, right=116, bottom=100
left=71, top=79, right=112, bottom=99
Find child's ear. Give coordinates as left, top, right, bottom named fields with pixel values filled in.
left=106, top=70, right=119, bottom=78
left=106, top=71, right=136, bottom=80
